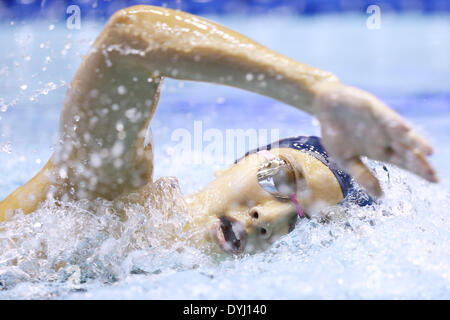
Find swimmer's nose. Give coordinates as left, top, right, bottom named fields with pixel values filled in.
left=212, top=216, right=248, bottom=255
left=248, top=207, right=298, bottom=237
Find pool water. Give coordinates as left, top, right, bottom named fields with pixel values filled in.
left=0, top=14, right=449, bottom=299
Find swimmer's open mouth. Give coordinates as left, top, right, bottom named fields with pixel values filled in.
left=212, top=216, right=248, bottom=255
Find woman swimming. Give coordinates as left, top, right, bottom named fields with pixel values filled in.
left=0, top=5, right=438, bottom=255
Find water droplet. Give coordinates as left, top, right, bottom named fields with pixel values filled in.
left=311, top=118, right=320, bottom=127
left=117, top=85, right=127, bottom=95
left=116, top=122, right=124, bottom=131
left=111, top=141, right=124, bottom=157
left=113, top=159, right=123, bottom=168
left=90, top=153, right=102, bottom=168
left=216, top=97, right=225, bottom=104
left=1, top=142, right=12, bottom=154
left=125, top=108, right=138, bottom=122
left=59, top=167, right=68, bottom=179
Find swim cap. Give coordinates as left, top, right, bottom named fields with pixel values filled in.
left=235, top=136, right=373, bottom=207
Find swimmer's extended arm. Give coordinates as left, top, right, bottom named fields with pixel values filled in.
left=98, top=6, right=336, bottom=114
left=50, top=4, right=347, bottom=203
left=54, top=4, right=335, bottom=201
left=97, top=5, right=436, bottom=196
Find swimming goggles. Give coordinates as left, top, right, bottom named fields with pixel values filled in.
left=256, top=150, right=305, bottom=218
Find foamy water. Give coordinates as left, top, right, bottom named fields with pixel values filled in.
left=0, top=14, right=449, bottom=299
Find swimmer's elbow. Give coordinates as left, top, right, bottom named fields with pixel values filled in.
left=107, top=6, right=133, bottom=26
left=106, top=5, right=163, bottom=31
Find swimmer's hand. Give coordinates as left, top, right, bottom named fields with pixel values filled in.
left=313, top=82, right=438, bottom=197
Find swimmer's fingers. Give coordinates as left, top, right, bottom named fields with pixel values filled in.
left=383, top=114, right=438, bottom=182
left=384, top=113, right=434, bottom=156
left=402, top=128, right=434, bottom=156
left=387, top=143, right=438, bottom=183
left=344, top=157, right=383, bottom=198
left=363, top=91, right=437, bottom=183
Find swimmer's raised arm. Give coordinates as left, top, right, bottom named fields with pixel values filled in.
left=54, top=4, right=340, bottom=204
left=91, top=5, right=436, bottom=196
left=98, top=6, right=336, bottom=114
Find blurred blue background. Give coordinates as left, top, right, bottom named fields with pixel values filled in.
left=1, top=0, right=450, bottom=21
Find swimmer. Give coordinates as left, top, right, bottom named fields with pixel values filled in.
left=0, top=6, right=438, bottom=255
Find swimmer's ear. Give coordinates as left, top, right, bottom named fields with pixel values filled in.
left=214, top=169, right=226, bottom=178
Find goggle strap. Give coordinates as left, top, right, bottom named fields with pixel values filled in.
left=290, top=193, right=305, bottom=218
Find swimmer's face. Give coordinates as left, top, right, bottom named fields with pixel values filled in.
left=208, top=148, right=344, bottom=254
